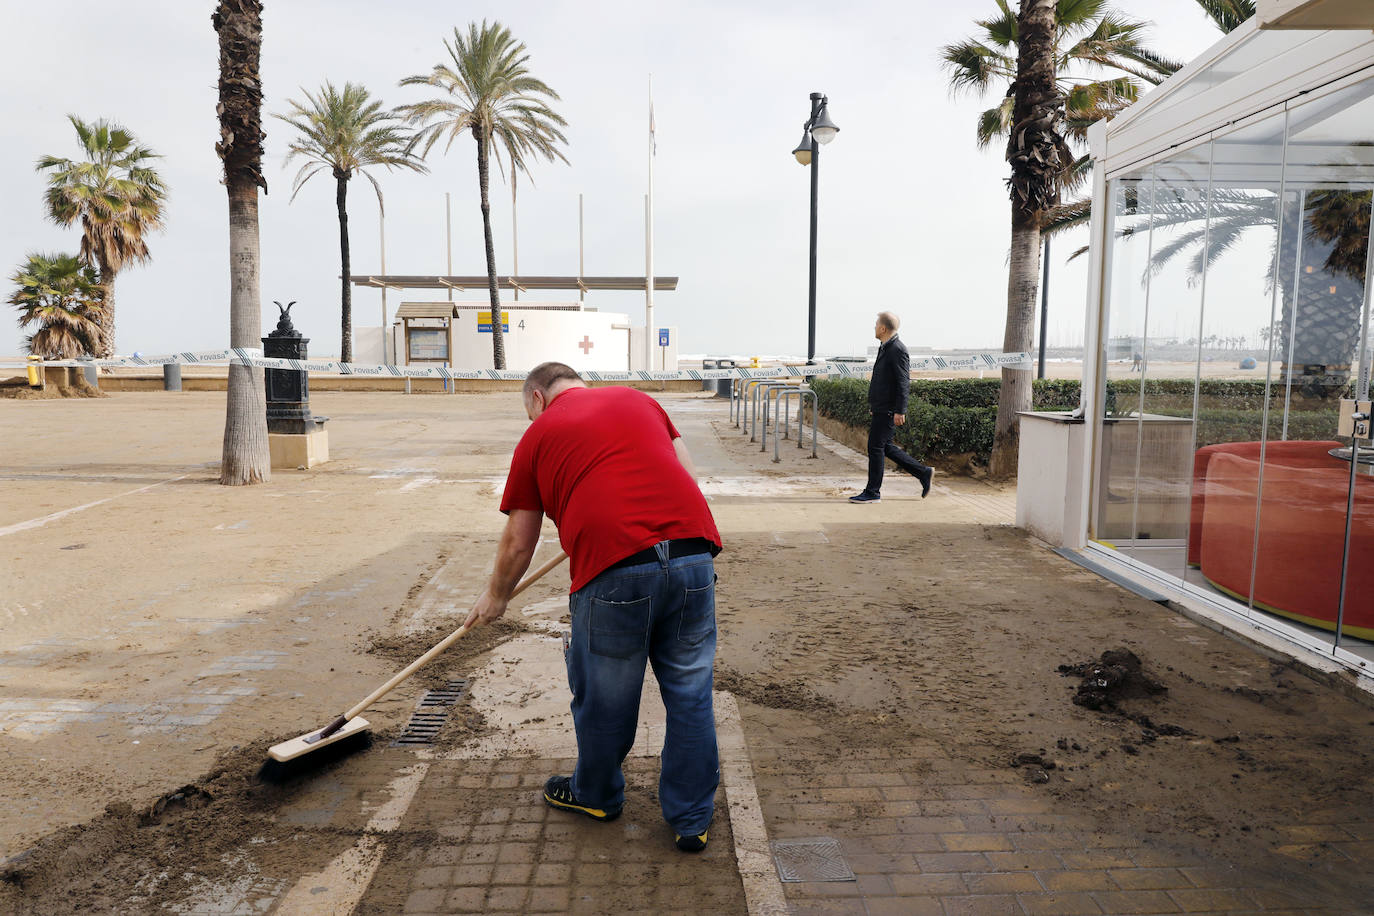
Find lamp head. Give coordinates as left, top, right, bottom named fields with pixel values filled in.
left=792, top=126, right=813, bottom=165
left=810, top=102, right=839, bottom=145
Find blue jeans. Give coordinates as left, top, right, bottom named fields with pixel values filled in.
left=565, top=544, right=719, bottom=836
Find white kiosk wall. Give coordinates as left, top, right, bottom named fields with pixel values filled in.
left=447, top=304, right=632, bottom=372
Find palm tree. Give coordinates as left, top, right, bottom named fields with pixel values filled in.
left=942, top=1, right=1180, bottom=208
left=398, top=20, right=569, bottom=370
left=213, top=0, right=269, bottom=486
left=9, top=252, right=105, bottom=359
left=973, top=0, right=1074, bottom=476
left=276, top=82, right=428, bottom=363
left=36, top=117, right=166, bottom=357
left=943, top=0, right=1179, bottom=476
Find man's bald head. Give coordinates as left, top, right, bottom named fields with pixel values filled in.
left=522, top=361, right=586, bottom=420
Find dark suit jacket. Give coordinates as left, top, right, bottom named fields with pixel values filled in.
left=868, top=334, right=910, bottom=415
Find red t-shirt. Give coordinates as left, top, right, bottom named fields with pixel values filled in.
left=500, top=386, right=721, bottom=592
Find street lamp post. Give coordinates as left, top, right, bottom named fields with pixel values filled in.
left=792, top=92, right=839, bottom=365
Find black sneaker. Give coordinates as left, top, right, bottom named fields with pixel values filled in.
left=915, top=466, right=933, bottom=498
left=675, top=830, right=708, bottom=852
left=542, top=776, right=621, bottom=822
left=848, top=492, right=880, bottom=503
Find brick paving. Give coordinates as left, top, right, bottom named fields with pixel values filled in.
left=355, top=756, right=746, bottom=915
left=746, top=738, right=1353, bottom=915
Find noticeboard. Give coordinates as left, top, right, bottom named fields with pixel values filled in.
left=408, top=328, right=449, bottom=361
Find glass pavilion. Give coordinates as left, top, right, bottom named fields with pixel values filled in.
left=1070, top=14, right=1374, bottom=678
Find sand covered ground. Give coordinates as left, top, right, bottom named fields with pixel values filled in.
left=1, top=389, right=1373, bottom=913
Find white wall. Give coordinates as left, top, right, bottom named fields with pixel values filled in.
left=629, top=325, right=680, bottom=372
left=352, top=326, right=393, bottom=366
left=442, top=307, right=632, bottom=371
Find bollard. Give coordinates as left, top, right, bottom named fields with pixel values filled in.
left=163, top=363, right=182, bottom=391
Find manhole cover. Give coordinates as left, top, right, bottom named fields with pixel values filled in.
left=771, top=837, right=855, bottom=883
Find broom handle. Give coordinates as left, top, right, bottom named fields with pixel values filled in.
left=341, top=549, right=567, bottom=723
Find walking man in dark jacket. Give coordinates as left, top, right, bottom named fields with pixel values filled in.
left=850, top=311, right=933, bottom=503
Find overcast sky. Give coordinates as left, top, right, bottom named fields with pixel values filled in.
left=0, top=0, right=1230, bottom=361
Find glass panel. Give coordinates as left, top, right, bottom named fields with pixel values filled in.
left=1093, top=167, right=1154, bottom=545
left=1126, top=30, right=1323, bottom=142
left=1125, top=149, right=1213, bottom=580
left=1255, top=82, right=1374, bottom=654
left=1185, top=112, right=1288, bottom=617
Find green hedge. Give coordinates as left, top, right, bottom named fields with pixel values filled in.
left=809, top=376, right=1346, bottom=466
left=902, top=378, right=1081, bottom=411
left=1106, top=378, right=1371, bottom=414
left=811, top=378, right=1074, bottom=463
left=1153, top=408, right=1341, bottom=448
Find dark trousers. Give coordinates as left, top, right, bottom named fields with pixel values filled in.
left=866, top=411, right=929, bottom=495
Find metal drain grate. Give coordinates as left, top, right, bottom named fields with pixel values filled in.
left=391, top=680, right=470, bottom=746
left=418, top=679, right=469, bottom=707
left=771, top=837, right=856, bottom=883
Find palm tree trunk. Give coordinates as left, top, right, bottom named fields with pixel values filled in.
left=992, top=212, right=1041, bottom=477
left=221, top=180, right=270, bottom=485
left=97, top=276, right=115, bottom=358
left=94, top=255, right=116, bottom=358
left=214, top=0, right=269, bottom=486
left=336, top=171, right=352, bottom=363
left=475, top=127, right=506, bottom=370
left=990, top=0, right=1062, bottom=479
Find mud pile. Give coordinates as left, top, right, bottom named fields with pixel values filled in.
left=1058, top=648, right=1167, bottom=711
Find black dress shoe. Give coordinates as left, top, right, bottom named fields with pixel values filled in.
left=915, top=466, right=933, bottom=498
left=848, top=492, right=881, bottom=503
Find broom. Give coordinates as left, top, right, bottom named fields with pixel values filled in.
left=259, top=550, right=568, bottom=782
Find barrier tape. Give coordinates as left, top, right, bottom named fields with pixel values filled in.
left=1, top=348, right=1033, bottom=380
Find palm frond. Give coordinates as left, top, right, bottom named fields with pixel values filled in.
left=35, top=116, right=166, bottom=279
left=1194, top=0, right=1256, bottom=33
left=397, top=20, right=569, bottom=180
left=274, top=80, right=427, bottom=201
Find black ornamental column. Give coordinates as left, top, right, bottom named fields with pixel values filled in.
left=262, top=301, right=315, bottom=435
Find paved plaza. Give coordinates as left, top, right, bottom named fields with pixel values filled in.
left=1, top=390, right=1372, bottom=914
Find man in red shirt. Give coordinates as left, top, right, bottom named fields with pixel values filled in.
left=465, top=361, right=722, bottom=853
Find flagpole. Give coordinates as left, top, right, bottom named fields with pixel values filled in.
left=645, top=75, right=655, bottom=372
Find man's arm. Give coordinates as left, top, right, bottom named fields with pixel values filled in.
left=464, top=508, right=543, bottom=628
left=673, top=435, right=699, bottom=480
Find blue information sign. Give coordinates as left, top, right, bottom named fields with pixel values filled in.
left=658, top=328, right=670, bottom=347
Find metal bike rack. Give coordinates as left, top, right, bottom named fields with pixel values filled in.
left=759, top=382, right=804, bottom=450
left=752, top=382, right=792, bottom=443
left=742, top=379, right=774, bottom=438
left=774, top=388, right=818, bottom=461
left=731, top=377, right=752, bottom=427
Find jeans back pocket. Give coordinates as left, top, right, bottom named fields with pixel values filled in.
left=677, top=576, right=716, bottom=647
left=589, top=595, right=651, bottom=659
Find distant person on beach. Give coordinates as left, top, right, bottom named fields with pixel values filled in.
left=465, top=361, right=722, bottom=853
left=849, top=311, right=933, bottom=503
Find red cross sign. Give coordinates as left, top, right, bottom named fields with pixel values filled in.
left=578, top=336, right=594, bottom=355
